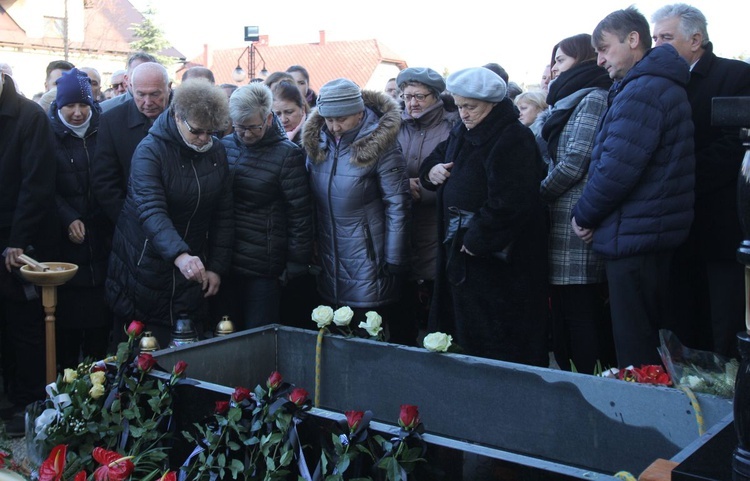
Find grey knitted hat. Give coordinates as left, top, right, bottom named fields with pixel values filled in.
left=396, top=67, right=446, bottom=93
left=446, top=67, right=507, bottom=102
left=317, top=78, right=365, bottom=117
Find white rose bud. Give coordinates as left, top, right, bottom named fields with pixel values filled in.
left=311, top=305, right=334, bottom=328
left=63, top=368, right=78, bottom=384
left=423, top=332, right=453, bottom=352
left=358, top=311, right=383, bottom=337
left=333, top=306, right=354, bottom=327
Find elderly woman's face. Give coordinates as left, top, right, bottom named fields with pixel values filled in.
left=60, top=102, right=91, bottom=126
left=324, top=112, right=364, bottom=138
left=273, top=98, right=305, bottom=132
left=453, top=94, right=494, bottom=130
left=233, top=112, right=271, bottom=146
left=402, top=83, right=438, bottom=118
left=176, top=114, right=216, bottom=148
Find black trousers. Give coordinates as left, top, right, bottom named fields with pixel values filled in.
left=0, top=281, right=46, bottom=406
left=550, top=283, right=616, bottom=373
left=605, top=251, right=673, bottom=367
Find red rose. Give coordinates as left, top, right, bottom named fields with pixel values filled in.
left=126, top=320, right=144, bottom=338
left=231, top=386, right=251, bottom=403
left=345, top=410, right=364, bottom=432
left=92, top=447, right=135, bottom=481
left=172, top=360, right=188, bottom=377
left=136, top=353, right=156, bottom=373
left=398, top=404, right=420, bottom=430
left=288, top=387, right=308, bottom=406
left=617, top=367, right=638, bottom=382
left=267, top=371, right=283, bottom=390
left=633, top=364, right=672, bottom=386
left=159, top=471, right=177, bottom=481
left=74, top=472, right=87, bottom=481
left=38, top=444, right=67, bottom=481
left=215, top=400, right=230, bottom=414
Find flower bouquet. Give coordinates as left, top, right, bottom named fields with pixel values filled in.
left=27, top=321, right=189, bottom=479
left=179, top=371, right=312, bottom=480
left=314, top=405, right=427, bottom=481
left=658, top=328, right=738, bottom=397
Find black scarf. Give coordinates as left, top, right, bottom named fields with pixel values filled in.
left=541, top=61, right=612, bottom=162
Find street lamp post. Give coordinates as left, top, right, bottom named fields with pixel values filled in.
left=231, top=26, right=269, bottom=83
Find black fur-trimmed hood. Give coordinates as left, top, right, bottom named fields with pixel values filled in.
left=303, top=90, right=402, bottom=168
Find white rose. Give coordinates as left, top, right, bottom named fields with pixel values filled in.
left=63, top=368, right=78, bottom=383
left=89, top=370, right=106, bottom=386
left=333, top=306, right=354, bottom=327
left=311, top=305, right=334, bottom=328
left=358, top=311, right=383, bottom=337
left=89, top=383, right=105, bottom=400
left=423, top=332, right=453, bottom=352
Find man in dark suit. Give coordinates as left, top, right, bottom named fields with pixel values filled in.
left=0, top=70, right=57, bottom=435
left=652, top=4, right=750, bottom=358
left=92, top=62, right=171, bottom=224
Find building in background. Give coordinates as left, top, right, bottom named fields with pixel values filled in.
left=186, top=31, right=407, bottom=93
left=0, top=0, right=182, bottom=96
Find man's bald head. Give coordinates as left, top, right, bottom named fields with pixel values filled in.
left=130, top=62, right=170, bottom=120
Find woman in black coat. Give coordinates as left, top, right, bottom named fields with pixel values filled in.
left=50, top=68, right=112, bottom=367
left=105, top=79, right=233, bottom=347
left=217, top=83, right=312, bottom=330
left=419, top=68, right=549, bottom=366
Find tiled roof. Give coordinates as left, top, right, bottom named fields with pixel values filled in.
left=0, top=0, right=182, bottom=58
left=195, top=35, right=407, bottom=92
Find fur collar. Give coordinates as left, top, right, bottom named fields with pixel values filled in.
left=303, top=90, right=401, bottom=168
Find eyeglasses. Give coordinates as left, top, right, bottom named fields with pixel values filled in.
left=111, top=82, right=124, bottom=89
left=233, top=117, right=267, bottom=134
left=400, top=92, right=433, bottom=102
left=183, top=118, right=218, bottom=137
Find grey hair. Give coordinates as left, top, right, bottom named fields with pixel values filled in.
left=171, top=78, right=230, bottom=131
left=229, top=83, right=273, bottom=124
left=651, top=3, right=709, bottom=47
left=130, top=62, right=169, bottom=89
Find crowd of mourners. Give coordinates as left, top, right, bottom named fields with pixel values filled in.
left=1, top=3, right=750, bottom=436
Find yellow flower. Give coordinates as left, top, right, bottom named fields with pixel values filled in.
left=89, top=383, right=105, bottom=399
left=90, top=371, right=106, bottom=386
left=63, top=368, right=78, bottom=383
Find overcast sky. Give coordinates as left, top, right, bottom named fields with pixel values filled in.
left=135, top=0, right=749, bottom=86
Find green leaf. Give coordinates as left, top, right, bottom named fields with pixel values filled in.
left=279, top=449, right=294, bottom=467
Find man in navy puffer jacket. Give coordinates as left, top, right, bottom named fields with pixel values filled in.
left=571, top=6, right=695, bottom=367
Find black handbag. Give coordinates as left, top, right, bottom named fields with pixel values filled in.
left=444, top=207, right=513, bottom=263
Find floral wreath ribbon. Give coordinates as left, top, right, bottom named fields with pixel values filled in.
left=34, top=382, right=73, bottom=441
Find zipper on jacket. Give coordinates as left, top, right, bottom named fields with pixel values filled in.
left=327, top=146, right=340, bottom=304
left=184, top=159, right=202, bottom=238
left=137, top=239, right=149, bottom=266
left=363, top=224, right=376, bottom=261
left=83, top=137, right=96, bottom=285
